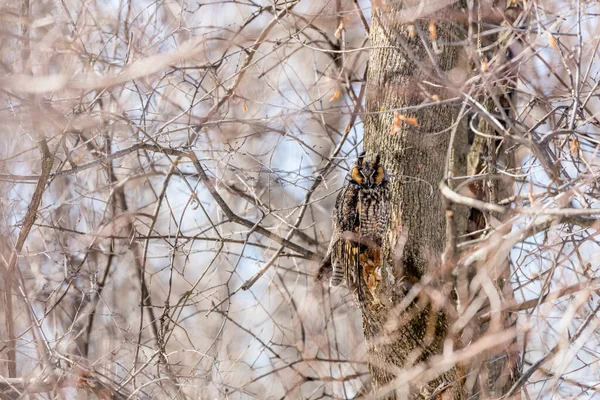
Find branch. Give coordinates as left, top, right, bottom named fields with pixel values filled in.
left=376, top=328, right=520, bottom=399
left=3, top=141, right=320, bottom=263
left=3, top=138, right=53, bottom=378
left=0, top=375, right=61, bottom=399
left=440, top=181, right=507, bottom=214
left=504, top=300, right=600, bottom=397
left=479, top=277, right=600, bottom=322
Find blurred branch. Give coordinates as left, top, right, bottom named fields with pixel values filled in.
left=147, top=144, right=319, bottom=261
left=378, top=327, right=520, bottom=399
left=505, top=300, right=600, bottom=397
left=442, top=181, right=600, bottom=218
left=440, top=181, right=507, bottom=214
left=243, top=69, right=368, bottom=289
left=480, top=277, right=600, bottom=322
left=0, top=370, right=130, bottom=400
left=0, top=374, right=62, bottom=399
left=2, top=138, right=53, bottom=378
left=3, top=141, right=318, bottom=260
left=196, top=1, right=298, bottom=126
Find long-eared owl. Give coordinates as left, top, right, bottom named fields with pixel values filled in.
left=323, top=152, right=390, bottom=299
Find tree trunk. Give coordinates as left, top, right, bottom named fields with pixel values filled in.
left=360, top=2, right=518, bottom=399
left=359, top=2, right=523, bottom=398
left=361, top=3, right=467, bottom=398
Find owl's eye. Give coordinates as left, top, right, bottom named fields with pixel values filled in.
left=374, top=166, right=386, bottom=185
left=351, top=167, right=364, bottom=184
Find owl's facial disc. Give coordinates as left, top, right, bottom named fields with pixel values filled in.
left=351, top=167, right=364, bottom=184
left=374, top=166, right=386, bottom=185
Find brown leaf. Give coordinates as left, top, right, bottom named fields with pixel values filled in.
left=329, top=90, right=340, bottom=102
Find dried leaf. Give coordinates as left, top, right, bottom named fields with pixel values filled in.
left=403, top=116, right=418, bottom=127
left=393, top=112, right=401, bottom=127
left=334, top=21, right=344, bottom=40
left=392, top=112, right=401, bottom=134
left=481, top=57, right=489, bottom=72
left=547, top=31, right=557, bottom=49
left=399, top=112, right=418, bottom=127
left=329, top=90, right=340, bottom=102
left=571, top=137, right=579, bottom=156
left=392, top=112, right=418, bottom=133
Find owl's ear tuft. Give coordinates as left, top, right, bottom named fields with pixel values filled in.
left=373, top=153, right=381, bottom=166
left=357, top=152, right=366, bottom=166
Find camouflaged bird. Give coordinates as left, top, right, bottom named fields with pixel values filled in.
left=320, top=152, right=390, bottom=300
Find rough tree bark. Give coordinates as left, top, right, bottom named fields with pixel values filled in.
left=361, top=3, right=466, bottom=398
left=358, top=1, right=520, bottom=399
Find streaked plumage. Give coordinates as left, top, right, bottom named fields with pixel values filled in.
left=324, top=153, right=390, bottom=299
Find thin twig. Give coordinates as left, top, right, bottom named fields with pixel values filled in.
left=2, top=138, right=53, bottom=378
left=504, top=300, right=600, bottom=397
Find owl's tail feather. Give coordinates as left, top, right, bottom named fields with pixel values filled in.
left=330, top=260, right=344, bottom=287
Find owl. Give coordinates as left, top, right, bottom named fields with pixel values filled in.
left=321, top=152, right=390, bottom=300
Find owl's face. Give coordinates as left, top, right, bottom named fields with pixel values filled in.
left=349, top=153, right=387, bottom=188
